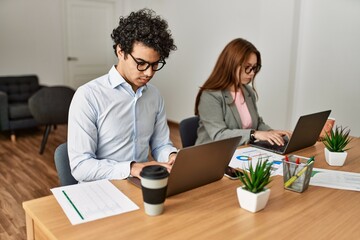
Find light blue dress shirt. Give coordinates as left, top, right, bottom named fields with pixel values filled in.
left=67, top=66, right=177, bottom=182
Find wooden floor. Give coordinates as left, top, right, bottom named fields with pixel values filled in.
left=0, top=122, right=181, bottom=240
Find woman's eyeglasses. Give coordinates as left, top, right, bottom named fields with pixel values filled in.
left=244, top=65, right=261, bottom=74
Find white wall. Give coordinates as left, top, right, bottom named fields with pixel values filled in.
left=0, top=0, right=65, bottom=85
left=124, top=0, right=360, bottom=136
left=1, top=0, right=359, bottom=136
left=125, top=0, right=297, bottom=131
left=292, top=0, right=360, bottom=135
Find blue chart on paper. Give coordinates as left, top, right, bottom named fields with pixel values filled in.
left=236, top=156, right=252, bottom=161
left=229, top=147, right=284, bottom=176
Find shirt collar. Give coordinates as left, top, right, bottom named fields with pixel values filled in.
left=108, top=65, right=147, bottom=93
left=108, top=65, right=125, bottom=89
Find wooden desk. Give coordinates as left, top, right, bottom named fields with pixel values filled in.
left=23, top=139, right=360, bottom=240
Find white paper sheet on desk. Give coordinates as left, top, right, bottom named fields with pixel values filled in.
left=51, top=179, right=139, bottom=225
left=228, top=147, right=284, bottom=176
left=310, top=168, right=360, bottom=191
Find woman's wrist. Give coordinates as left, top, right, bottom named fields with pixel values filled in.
left=250, top=129, right=256, bottom=141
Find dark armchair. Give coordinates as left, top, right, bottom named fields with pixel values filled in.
left=28, top=86, right=75, bottom=154
left=0, top=75, right=43, bottom=141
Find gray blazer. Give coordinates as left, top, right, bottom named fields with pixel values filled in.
left=195, top=85, right=272, bottom=146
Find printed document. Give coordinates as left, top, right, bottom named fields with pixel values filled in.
left=310, top=168, right=360, bottom=191
left=229, top=147, right=284, bottom=176
left=51, top=179, right=139, bottom=225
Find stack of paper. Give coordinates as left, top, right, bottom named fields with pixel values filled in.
left=51, top=179, right=139, bottom=225
left=310, top=168, right=360, bottom=191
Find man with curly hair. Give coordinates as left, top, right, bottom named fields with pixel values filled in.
left=67, top=9, right=178, bottom=181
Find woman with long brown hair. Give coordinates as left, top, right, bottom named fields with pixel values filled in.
left=195, top=38, right=290, bottom=146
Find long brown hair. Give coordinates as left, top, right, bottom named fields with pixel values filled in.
left=194, top=38, right=261, bottom=115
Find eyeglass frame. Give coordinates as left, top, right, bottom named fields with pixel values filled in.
left=243, top=65, right=261, bottom=74
left=128, top=53, right=166, bottom=72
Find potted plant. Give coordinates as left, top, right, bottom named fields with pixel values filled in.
left=236, top=159, right=272, bottom=213
left=322, top=125, right=352, bottom=166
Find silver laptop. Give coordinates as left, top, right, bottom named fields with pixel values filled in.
left=251, top=110, right=331, bottom=155
left=128, top=136, right=241, bottom=197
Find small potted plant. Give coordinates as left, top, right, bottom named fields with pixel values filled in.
left=236, top=159, right=272, bottom=213
left=322, top=125, right=352, bottom=166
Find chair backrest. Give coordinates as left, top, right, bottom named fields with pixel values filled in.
left=0, top=75, right=40, bottom=104
left=179, top=116, right=200, bottom=148
left=54, top=142, right=78, bottom=186
left=28, top=86, right=75, bottom=125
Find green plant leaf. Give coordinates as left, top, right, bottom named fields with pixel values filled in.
left=322, top=125, right=352, bottom=152
left=238, top=158, right=272, bottom=193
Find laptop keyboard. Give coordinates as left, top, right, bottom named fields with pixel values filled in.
left=252, top=138, right=289, bottom=153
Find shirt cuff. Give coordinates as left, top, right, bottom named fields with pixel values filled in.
left=111, top=161, right=132, bottom=179
left=157, top=147, right=178, bottom=163
left=169, top=151, right=178, bottom=156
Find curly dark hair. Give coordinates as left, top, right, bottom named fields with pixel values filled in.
left=111, top=8, right=177, bottom=59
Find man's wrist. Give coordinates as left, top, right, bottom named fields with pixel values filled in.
left=169, top=151, right=178, bottom=157
left=129, top=161, right=136, bottom=176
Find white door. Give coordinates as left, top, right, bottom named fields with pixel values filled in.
left=65, top=0, right=117, bottom=89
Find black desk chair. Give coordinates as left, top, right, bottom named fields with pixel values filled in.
left=28, top=86, right=75, bottom=154
left=179, top=116, right=199, bottom=148
left=54, top=142, right=78, bottom=186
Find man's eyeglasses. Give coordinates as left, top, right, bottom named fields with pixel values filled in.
left=128, top=53, right=166, bottom=72
left=243, top=65, right=261, bottom=74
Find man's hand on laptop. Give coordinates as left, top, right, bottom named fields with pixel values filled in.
left=130, top=161, right=173, bottom=178
left=168, top=152, right=177, bottom=165
left=253, top=130, right=292, bottom=146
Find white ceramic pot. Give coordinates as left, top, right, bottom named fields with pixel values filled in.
left=324, top=148, right=347, bottom=166
left=236, top=187, right=270, bottom=213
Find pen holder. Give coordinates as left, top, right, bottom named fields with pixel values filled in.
left=282, top=155, right=314, bottom=193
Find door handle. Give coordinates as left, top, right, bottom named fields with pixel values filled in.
left=67, top=57, right=78, bottom=61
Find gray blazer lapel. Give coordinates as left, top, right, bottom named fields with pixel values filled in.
left=223, top=90, right=242, bottom=129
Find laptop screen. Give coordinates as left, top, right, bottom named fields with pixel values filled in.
left=128, top=136, right=242, bottom=197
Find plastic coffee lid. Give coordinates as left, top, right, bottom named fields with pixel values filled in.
left=140, top=165, right=169, bottom=179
